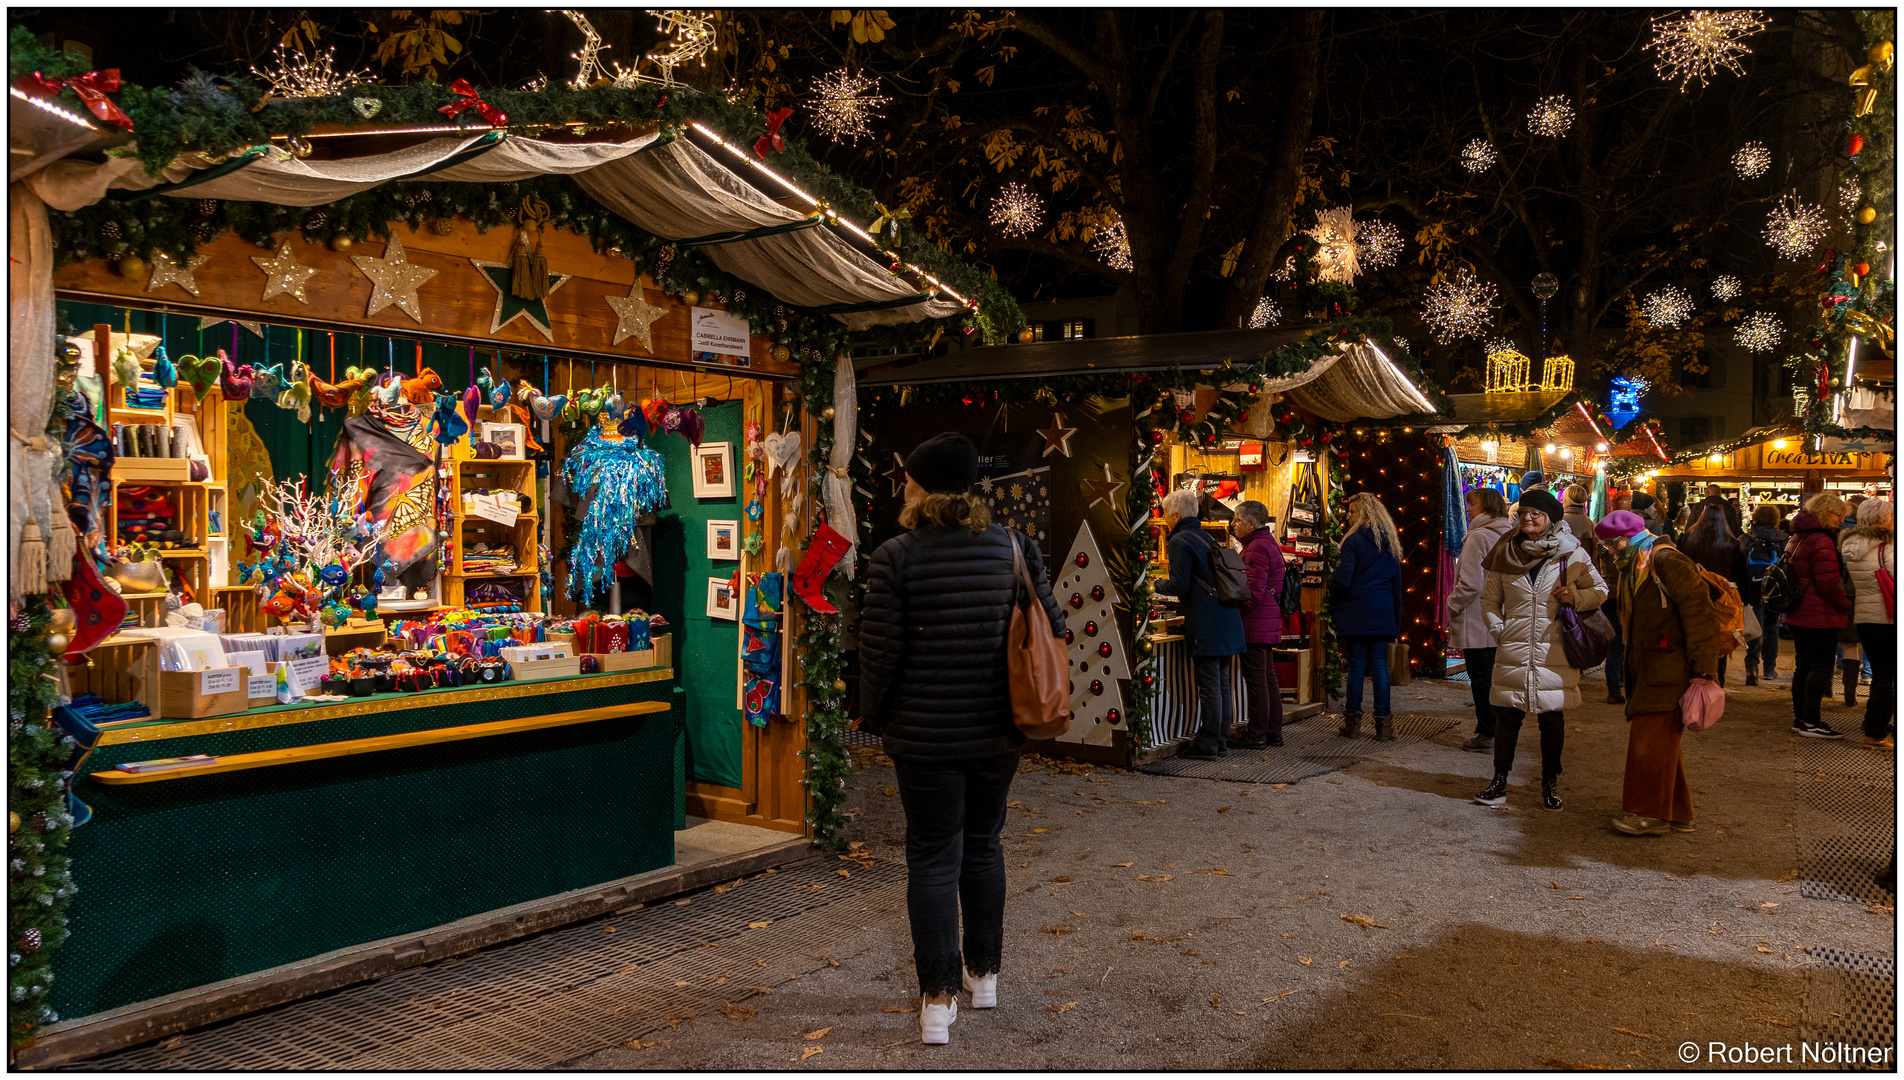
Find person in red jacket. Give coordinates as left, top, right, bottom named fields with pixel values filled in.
left=1230, top=500, right=1288, bottom=749
left=1785, top=492, right=1854, bottom=740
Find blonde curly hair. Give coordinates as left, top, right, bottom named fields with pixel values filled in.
left=1343, top=491, right=1402, bottom=555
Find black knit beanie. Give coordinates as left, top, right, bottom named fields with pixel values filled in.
left=904, top=432, right=979, bottom=495
left=1517, top=488, right=1565, bottom=525
left=1630, top=492, right=1658, bottom=514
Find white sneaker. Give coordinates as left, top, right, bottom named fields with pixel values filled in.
left=962, top=970, right=998, bottom=1008
left=920, top=999, right=957, bottom=1045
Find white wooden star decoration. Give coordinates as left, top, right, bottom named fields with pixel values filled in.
left=145, top=251, right=211, bottom=296
left=251, top=244, right=319, bottom=304
left=1083, top=461, right=1127, bottom=509
left=350, top=235, right=438, bottom=323
left=605, top=280, right=670, bottom=350
left=197, top=316, right=264, bottom=337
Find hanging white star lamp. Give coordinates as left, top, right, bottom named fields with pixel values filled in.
left=350, top=235, right=438, bottom=323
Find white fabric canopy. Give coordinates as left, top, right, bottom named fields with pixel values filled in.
left=1282, top=343, right=1438, bottom=421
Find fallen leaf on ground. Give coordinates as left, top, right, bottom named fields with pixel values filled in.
left=1338, top=960, right=1351, bottom=969
left=1049, top=875, right=1075, bottom=883
left=749, top=921, right=774, bottom=928
left=715, top=884, right=730, bottom=894
left=1761, top=902, right=1779, bottom=908
left=1326, top=780, right=1343, bottom=785
left=1570, top=895, right=1589, bottom=900
left=837, top=869, right=850, bottom=878
left=1111, top=862, right=1134, bottom=868
left=819, top=956, right=840, bottom=968
left=1218, top=807, right=1233, bottom=814
left=1193, top=868, right=1231, bottom=875
left=1612, top=1027, right=1657, bottom=1040
left=1280, top=932, right=1295, bottom=938
left=1047, top=967, right=1072, bottom=976
left=804, top=1027, right=831, bottom=1040
left=1272, top=783, right=1288, bottom=789
left=1299, top=956, right=1314, bottom=965
left=1865, top=906, right=1894, bottom=916
left=1048, top=1001, right=1078, bottom=1014
left=674, top=980, right=692, bottom=987
left=801, top=1047, right=823, bottom=1062
left=1393, top=954, right=1417, bottom=960
left=1071, top=910, right=1089, bottom=918
left=665, top=1014, right=694, bottom=1029
left=1210, top=995, right=1223, bottom=1007
left=1549, top=879, right=1561, bottom=890
left=624, top=1039, right=656, bottom=1049
left=1340, top=914, right=1389, bottom=929
left=1041, top=924, right=1075, bottom=935
left=715, top=974, right=731, bottom=985
left=676, top=899, right=691, bottom=906
left=720, top=1002, right=758, bottom=1021
left=156, top=1037, right=184, bottom=1051
left=1136, top=874, right=1175, bottom=882
left=750, top=985, right=774, bottom=995
left=883, top=786, right=897, bottom=796
left=1262, top=990, right=1297, bottom=1005
left=603, top=926, right=616, bottom=933
left=1241, top=844, right=1256, bottom=853
left=881, top=1004, right=917, bottom=1014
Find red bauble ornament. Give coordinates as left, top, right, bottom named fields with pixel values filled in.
left=1319, top=433, right=1332, bottom=444
left=1089, top=679, right=1104, bottom=695
left=1075, top=552, right=1089, bottom=568
left=1141, top=674, right=1155, bottom=688
left=1849, top=133, right=1865, bottom=157
left=1090, top=585, right=1105, bottom=602
left=1064, top=629, right=1075, bottom=645
left=1097, top=642, right=1113, bottom=658
left=1238, top=411, right=1250, bottom=423
left=1070, top=592, right=1085, bottom=609
left=1301, top=438, right=1314, bottom=447
left=1106, top=708, right=1121, bottom=723
left=1149, top=430, right=1166, bottom=445
left=1084, top=620, right=1099, bottom=637
left=1856, top=262, right=1871, bottom=276
left=1178, top=409, right=1196, bottom=425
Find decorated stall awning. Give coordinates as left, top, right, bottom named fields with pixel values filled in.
left=1278, top=342, right=1439, bottom=420
left=24, top=130, right=967, bottom=331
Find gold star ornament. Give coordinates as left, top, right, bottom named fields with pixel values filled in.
left=145, top=251, right=211, bottom=296
left=605, top=281, right=670, bottom=350
left=350, top=234, right=438, bottom=323
left=251, top=244, right=319, bottom=304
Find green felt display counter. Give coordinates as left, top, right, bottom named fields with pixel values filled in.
left=53, top=669, right=681, bottom=1022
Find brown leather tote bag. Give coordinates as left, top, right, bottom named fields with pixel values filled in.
left=1007, top=531, right=1072, bottom=740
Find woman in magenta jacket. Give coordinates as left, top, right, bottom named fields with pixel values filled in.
left=1231, top=501, right=1288, bottom=748
left=1785, top=492, right=1853, bottom=740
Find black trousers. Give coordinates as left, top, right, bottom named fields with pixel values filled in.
left=1462, top=647, right=1498, bottom=738
left=1790, top=626, right=1840, bottom=726
left=1191, top=656, right=1236, bottom=754
left=1242, top=643, right=1284, bottom=740
left=1492, top=707, right=1565, bottom=779
left=891, top=749, right=1020, bottom=997
left=1859, top=623, right=1896, bottom=739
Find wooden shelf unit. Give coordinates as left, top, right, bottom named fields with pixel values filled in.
left=442, top=446, right=543, bottom=613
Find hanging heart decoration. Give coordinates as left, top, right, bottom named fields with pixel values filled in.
left=177, top=354, right=223, bottom=398
left=352, top=97, right=383, bottom=119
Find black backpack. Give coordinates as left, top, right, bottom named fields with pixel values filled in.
left=1277, top=554, right=1303, bottom=616
left=1744, top=531, right=1781, bottom=580
left=1191, top=530, right=1251, bottom=608
left=1758, top=544, right=1806, bottom=615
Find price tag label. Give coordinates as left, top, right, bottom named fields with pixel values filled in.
left=288, top=654, right=330, bottom=690
left=199, top=668, right=241, bottom=696
left=247, top=674, right=277, bottom=699
left=471, top=493, right=519, bottom=527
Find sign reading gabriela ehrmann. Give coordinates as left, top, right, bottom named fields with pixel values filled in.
left=1682, top=1040, right=1893, bottom=1065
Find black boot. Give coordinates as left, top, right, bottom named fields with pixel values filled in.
left=1374, top=713, right=1395, bottom=742
left=1339, top=713, right=1363, bottom=739
left=1475, top=772, right=1509, bottom=807
left=1842, top=661, right=1860, bottom=707
left=1745, top=669, right=1759, bottom=686
left=1541, top=776, right=1564, bottom=811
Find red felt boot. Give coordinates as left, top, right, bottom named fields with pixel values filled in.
left=788, top=522, right=852, bottom=614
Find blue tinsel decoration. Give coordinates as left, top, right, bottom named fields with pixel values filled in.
left=563, top=428, right=667, bottom=603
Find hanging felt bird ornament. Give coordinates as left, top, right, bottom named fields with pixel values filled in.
left=432, top=393, right=469, bottom=445
left=618, top=410, right=650, bottom=439
left=680, top=407, right=705, bottom=448
left=250, top=363, right=287, bottom=400
left=462, top=385, right=482, bottom=444
left=218, top=350, right=255, bottom=401
left=515, top=379, right=538, bottom=404
left=151, top=344, right=177, bottom=389
left=577, top=386, right=605, bottom=419
left=112, top=346, right=142, bottom=391
left=531, top=392, right=568, bottom=423
left=178, top=353, right=223, bottom=398
left=604, top=390, right=625, bottom=421
left=277, top=365, right=314, bottom=423
left=481, top=367, right=510, bottom=409
left=371, top=375, right=404, bottom=408
left=403, top=367, right=442, bottom=404
left=308, top=368, right=367, bottom=409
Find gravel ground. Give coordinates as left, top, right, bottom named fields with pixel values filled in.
left=574, top=672, right=1895, bottom=1070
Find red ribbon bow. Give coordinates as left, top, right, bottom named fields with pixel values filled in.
left=16, top=69, right=133, bottom=131
left=437, top=79, right=507, bottom=128
left=753, top=107, right=793, bottom=158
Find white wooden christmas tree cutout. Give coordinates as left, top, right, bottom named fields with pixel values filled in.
left=1052, top=520, right=1130, bottom=746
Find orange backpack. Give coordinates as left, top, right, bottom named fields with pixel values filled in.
left=1693, top=564, right=1745, bottom=655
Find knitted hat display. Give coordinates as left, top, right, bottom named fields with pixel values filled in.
left=1516, top=488, right=1565, bottom=525
left=904, top=432, right=979, bottom=495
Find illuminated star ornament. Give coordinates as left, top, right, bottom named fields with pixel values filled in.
left=1732, top=141, right=1771, bottom=179
left=1461, top=139, right=1497, bottom=173
left=807, top=69, right=888, bottom=144
left=1527, top=95, right=1575, bottom=137
left=1249, top=297, right=1281, bottom=329
left=1645, top=9, right=1770, bottom=91
left=605, top=281, right=669, bottom=349
left=990, top=182, right=1044, bottom=239
left=1306, top=207, right=1360, bottom=284
left=145, top=251, right=211, bottom=296
left=1037, top=413, right=1078, bottom=458
left=1735, top=311, right=1782, bottom=353
left=1420, top=266, right=1499, bottom=342
left=1641, top=285, right=1696, bottom=328
left=1763, top=193, right=1827, bottom=260
left=470, top=257, right=571, bottom=340
left=251, top=244, right=319, bottom=304
left=1083, top=462, right=1127, bottom=510
left=350, top=235, right=438, bottom=323
left=250, top=44, right=371, bottom=100
left=1710, top=274, right=1743, bottom=300
left=1093, top=217, right=1134, bottom=272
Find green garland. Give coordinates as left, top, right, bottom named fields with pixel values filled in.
left=8, top=597, right=77, bottom=1049
left=793, top=360, right=852, bottom=850
left=1317, top=456, right=1349, bottom=703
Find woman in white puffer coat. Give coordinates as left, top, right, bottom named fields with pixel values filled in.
left=1475, top=489, right=1607, bottom=812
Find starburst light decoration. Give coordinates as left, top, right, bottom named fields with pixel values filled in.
left=1710, top=274, right=1743, bottom=300
left=1486, top=347, right=1533, bottom=393
left=1763, top=193, right=1827, bottom=259
left=1483, top=335, right=1517, bottom=357
left=1249, top=297, right=1281, bottom=329
left=1306, top=207, right=1361, bottom=284
left=808, top=69, right=889, bottom=144
left=1461, top=138, right=1498, bottom=173
left=989, top=183, right=1044, bottom=238
left=1734, top=311, right=1782, bottom=353
left=1642, top=285, right=1697, bottom=327
left=1093, top=218, right=1134, bottom=272
left=1645, top=9, right=1770, bottom=91
left=1527, top=95, right=1575, bottom=137
left=1358, top=218, right=1403, bottom=270
left=1839, top=176, right=1862, bottom=212
left=250, top=45, right=370, bottom=100
left=1732, top=141, right=1771, bottom=179
left=1421, top=267, right=1499, bottom=342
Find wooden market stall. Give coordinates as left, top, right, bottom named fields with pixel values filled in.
left=1641, top=428, right=1893, bottom=511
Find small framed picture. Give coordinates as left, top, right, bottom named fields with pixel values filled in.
left=707, top=519, right=740, bottom=561
left=691, top=441, right=735, bottom=498
left=706, top=576, right=739, bottom=621
left=480, top=422, right=526, bottom=459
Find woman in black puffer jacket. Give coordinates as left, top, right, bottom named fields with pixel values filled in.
left=858, top=432, right=1066, bottom=1044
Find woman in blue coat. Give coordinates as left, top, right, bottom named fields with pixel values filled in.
left=1331, top=492, right=1405, bottom=740
left=1160, top=487, right=1245, bottom=759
